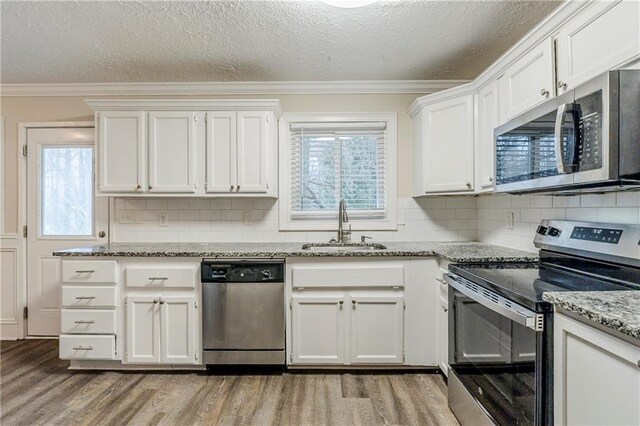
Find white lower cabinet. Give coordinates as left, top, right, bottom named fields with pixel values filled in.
left=125, top=294, right=198, bottom=365
left=554, top=313, right=640, bottom=426
left=291, top=291, right=404, bottom=366
left=350, top=293, right=404, bottom=364
left=291, top=294, right=345, bottom=364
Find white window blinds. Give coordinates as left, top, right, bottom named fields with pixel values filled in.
left=289, top=121, right=386, bottom=219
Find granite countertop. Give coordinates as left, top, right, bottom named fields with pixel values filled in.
left=53, top=241, right=538, bottom=263
left=543, top=291, right=640, bottom=340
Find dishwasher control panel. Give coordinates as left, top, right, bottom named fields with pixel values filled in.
left=201, top=260, right=284, bottom=283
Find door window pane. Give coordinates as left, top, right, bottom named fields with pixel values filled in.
left=41, top=147, right=93, bottom=236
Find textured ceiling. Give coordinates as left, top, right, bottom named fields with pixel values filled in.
left=1, top=0, right=562, bottom=84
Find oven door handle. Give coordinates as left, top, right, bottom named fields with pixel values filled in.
left=444, top=273, right=543, bottom=331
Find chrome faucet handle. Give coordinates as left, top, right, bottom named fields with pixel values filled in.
left=361, top=235, right=372, bottom=243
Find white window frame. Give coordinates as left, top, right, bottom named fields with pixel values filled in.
left=279, top=112, right=397, bottom=231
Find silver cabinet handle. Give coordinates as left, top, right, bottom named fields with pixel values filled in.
left=230, top=185, right=235, bottom=191
left=488, top=176, right=493, bottom=182
left=74, top=320, right=95, bottom=324
left=540, top=89, right=549, bottom=96
left=75, top=296, right=96, bottom=300
left=352, top=300, right=357, bottom=305
left=442, top=306, right=448, bottom=312
left=149, top=277, right=168, bottom=281
left=557, top=80, right=567, bottom=90
left=339, top=300, right=344, bottom=305
left=75, top=270, right=95, bottom=274
left=236, top=185, right=240, bottom=192
left=153, top=299, right=159, bottom=304
left=136, top=184, right=142, bottom=190
left=465, top=182, right=472, bottom=188
left=148, top=185, right=153, bottom=190
left=159, top=298, right=165, bottom=305
left=72, top=346, right=93, bottom=351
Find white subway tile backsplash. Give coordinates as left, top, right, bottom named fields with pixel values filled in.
left=112, top=192, right=637, bottom=250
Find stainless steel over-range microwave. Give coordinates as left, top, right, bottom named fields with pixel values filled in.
left=494, top=70, right=640, bottom=194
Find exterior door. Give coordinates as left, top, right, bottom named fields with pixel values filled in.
left=160, top=295, right=196, bottom=364
left=236, top=111, right=268, bottom=193
left=291, top=293, right=345, bottom=364
left=26, top=126, right=109, bottom=336
left=349, top=293, right=404, bottom=364
left=205, top=111, right=236, bottom=193
left=126, top=295, right=160, bottom=363
left=148, top=112, right=196, bottom=193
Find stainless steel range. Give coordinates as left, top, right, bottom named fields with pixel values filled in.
left=445, top=219, right=640, bottom=426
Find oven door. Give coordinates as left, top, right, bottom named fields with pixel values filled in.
left=446, top=275, right=541, bottom=426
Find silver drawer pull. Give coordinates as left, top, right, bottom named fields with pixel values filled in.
left=149, top=277, right=168, bottom=281
left=75, top=296, right=96, bottom=300
left=74, top=320, right=95, bottom=324
left=72, top=346, right=93, bottom=351
left=75, top=270, right=95, bottom=274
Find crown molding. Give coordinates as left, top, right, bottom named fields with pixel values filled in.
left=0, top=80, right=468, bottom=97
left=408, top=0, right=589, bottom=118
left=86, top=99, right=284, bottom=117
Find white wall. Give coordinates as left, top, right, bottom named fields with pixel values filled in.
left=477, top=193, right=640, bottom=252
left=112, top=196, right=477, bottom=243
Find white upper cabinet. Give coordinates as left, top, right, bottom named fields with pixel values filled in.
left=475, top=80, right=499, bottom=192
left=206, top=110, right=275, bottom=195
left=498, top=38, right=555, bottom=123
left=97, top=111, right=145, bottom=193
left=236, top=111, right=269, bottom=193
left=148, top=112, right=196, bottom=193
left=206, top=111, right=236, bottom=193
left=88, top=99, right=281, bottom=197
left=555, top=0, right=640, bottom=94
left=414, top=94, right=475, bottom=195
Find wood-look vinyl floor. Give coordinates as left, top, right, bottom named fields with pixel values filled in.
left=0, top=339, right=460, bottom=426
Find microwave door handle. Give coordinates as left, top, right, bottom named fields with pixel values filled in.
left=554, top=103, right=569, bottom=174
left=444, top=273, right=542, bottom=331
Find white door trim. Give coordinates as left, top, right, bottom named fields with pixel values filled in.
left=16, top=121, right=95, bottom=339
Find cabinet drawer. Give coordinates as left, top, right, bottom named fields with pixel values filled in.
left=59, top=335, right=116, bottom=360
left=62, top=285, right=117, bottom=308
left=62, top=261, right=118, bottom=284
left=61, top=309, right=117, bottom=334
left=126, top=266, right=197, bottom=288
left=292, top=265, right=404, bottom=288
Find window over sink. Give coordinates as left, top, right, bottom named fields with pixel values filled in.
left=279, top=113, right=397, bottom=231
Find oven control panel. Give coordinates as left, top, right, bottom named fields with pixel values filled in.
left=534, top=220, right=640, bottom=266
left=570, top=226, right=623, bottom=244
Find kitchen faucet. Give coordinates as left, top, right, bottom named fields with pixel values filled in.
left=337, top=198, right=350, bottom=243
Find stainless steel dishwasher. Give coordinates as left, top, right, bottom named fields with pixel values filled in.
left=201, top=259, right=285, bottom=365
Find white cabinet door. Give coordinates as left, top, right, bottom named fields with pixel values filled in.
left=475, top=81, right=499, bottom=192
left=236, top=111, right=268, bottom=193
left=126, top=296, right=160, bottom=364
left=421, top=94, right=475, bottom=193
left=554, top=313, right=640, bottom=426
left=148, top=112, right=196, bottom=193
left=160, top=295, right=197, bottom=364
left=555, top=0, right=640, bottom=94
left=206, top=111, right=237, bottom=193
left=438, top=293, right=449, bottom=375
left=499, top=39, right=555, bottom=123
left=97, top=111, right=145, bottom=193
left=350, top=293, right=404, bottom=364
left=291, top=294, right=345, bottom=364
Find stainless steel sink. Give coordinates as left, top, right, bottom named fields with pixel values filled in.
left=301, top=242, right=387, bottom=251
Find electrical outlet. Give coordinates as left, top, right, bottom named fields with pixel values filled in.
left=506, top=211, right=515, bottom=230
left=159, top=211, right=169, bottom=227
left=243, top=210, right=253, bottom=225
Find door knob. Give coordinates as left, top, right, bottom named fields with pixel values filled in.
left=230, top=185, right=235, bottom=191
left=153, top=299, right=158, bottom=304
left=557, top=81, right=567, bottom=90
left=236, top=185, right=240, bottom=192
left=540, top=89, right=549, bottom=97
left=98, top=231, right=106, bottom=238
